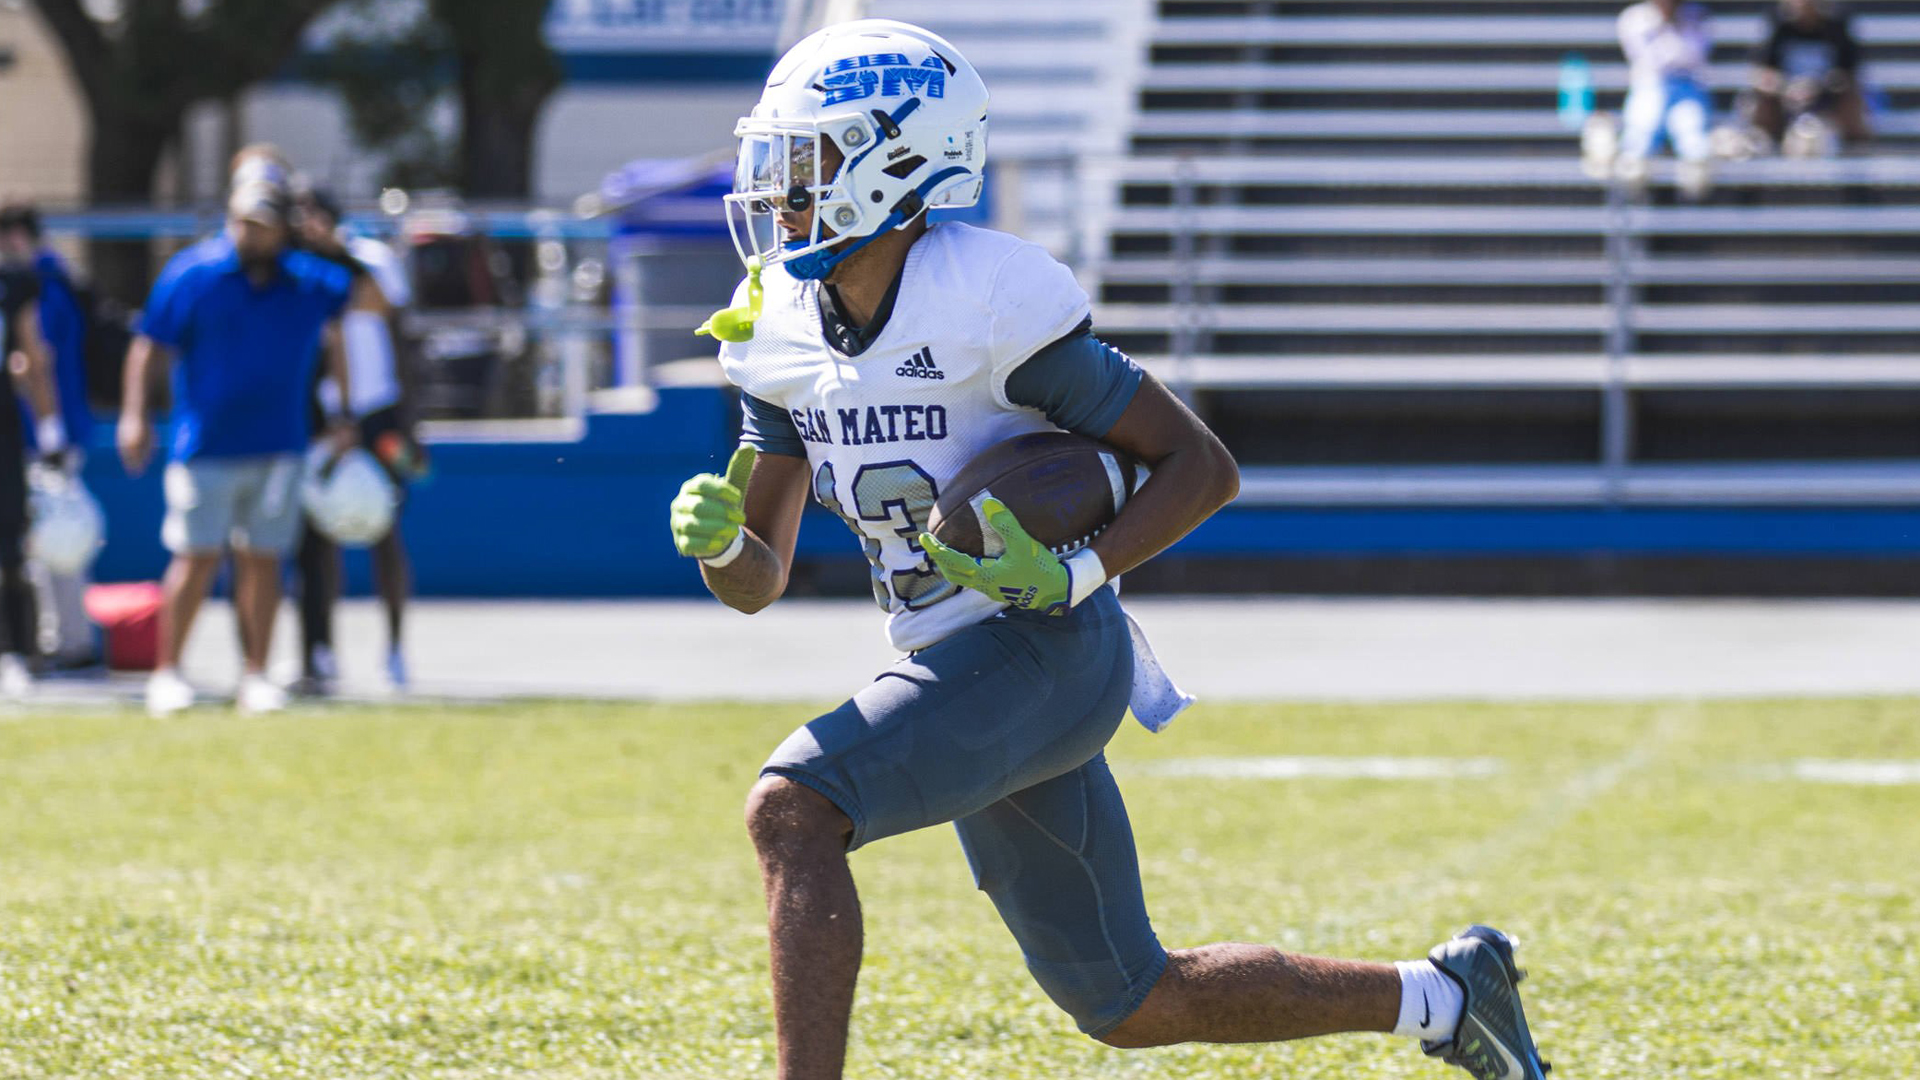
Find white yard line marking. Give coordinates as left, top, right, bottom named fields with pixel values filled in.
left=1768, top=760, right=1920, bottom=785
left=1444, top=705, right=1692, bottom=871
left=1136, top=755, right=1504, bottom=780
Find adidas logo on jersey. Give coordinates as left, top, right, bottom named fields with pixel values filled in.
left=896, top=347, right=945, bottom=380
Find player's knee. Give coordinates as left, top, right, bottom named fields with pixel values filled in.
left=1094, top=1001, right=1172, bottom=1049
left=743, top=774, right=850, bottom=855
left=1090, top=961, right=1183, bottom=1048
left=1023, top=956, right=1169, bottom=1047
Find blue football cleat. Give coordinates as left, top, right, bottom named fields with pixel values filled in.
left=1422, top=925, right=1552, bottom=1079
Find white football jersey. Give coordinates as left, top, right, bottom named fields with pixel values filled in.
left=719, top=222, right=1091, bottom=652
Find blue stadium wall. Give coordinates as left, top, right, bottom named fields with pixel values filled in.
left=83, top=387, right=1920, bottom=596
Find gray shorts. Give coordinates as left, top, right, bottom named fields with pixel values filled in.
left=162, top=455, right=304, bottom=556
left=762, top=587, right=1167, bottom=1037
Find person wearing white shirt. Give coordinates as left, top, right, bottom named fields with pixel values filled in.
left=294, top=188, right=421, bottom=692
left=1617, top=0, right=1716, bottom=196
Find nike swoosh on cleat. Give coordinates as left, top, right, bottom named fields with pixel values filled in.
left=1482, top=1032, right=1527, bottom=1078
left=1421, top=991, right=1431, bottom=1029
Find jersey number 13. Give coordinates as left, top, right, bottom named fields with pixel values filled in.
left=812, top=460, right=959, bottom=612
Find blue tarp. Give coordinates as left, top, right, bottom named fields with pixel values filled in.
left=601, top=157, right=733, bottom=239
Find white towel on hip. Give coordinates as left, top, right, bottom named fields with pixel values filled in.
left=1123, top=605, right=1194, bottom=733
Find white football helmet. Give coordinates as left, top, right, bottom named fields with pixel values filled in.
left=27, top=466, right=104, bottom=576
left=303, top=446, right=397, bottom=547
left=725, top=19, right=988, bottom=280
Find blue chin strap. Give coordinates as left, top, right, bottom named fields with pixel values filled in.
left=781, top=236, right=860, bottom=282
left=780, top=164, right=971, bottom=281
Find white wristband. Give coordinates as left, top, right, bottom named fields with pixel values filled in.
left=36, top=416, right=67, bottom=455
left=700, top=531, right=747, bottom=568
left=1064, top=547, right=1108, bottom=608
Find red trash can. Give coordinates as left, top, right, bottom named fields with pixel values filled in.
left=83, top=582, right=164, bottom=672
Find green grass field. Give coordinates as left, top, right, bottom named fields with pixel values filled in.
left=3, top=697, right=1917, bottom=1078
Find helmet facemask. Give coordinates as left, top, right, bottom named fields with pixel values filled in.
left=725, top=105, right=985, bottom=281
left=724, top=120, right=864, bottom=278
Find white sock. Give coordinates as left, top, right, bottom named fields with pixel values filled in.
left=1393, top=959, right=1464, bottom=1042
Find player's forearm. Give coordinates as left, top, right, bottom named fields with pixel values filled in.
left=699, top=530, right=788, bottom=614
left=10, top=311, right=58, bottom=422
left=326, top=322, right=352, bottom=417
left=1088, top=438, right=1239, bottom=580
left=25, top=343, right=58, bottom=422
left=121, top=337, right=156, bottom=419
left=9, top=347, right=52, bottom=421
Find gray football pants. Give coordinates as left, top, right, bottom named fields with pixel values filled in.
left=762, top=587, right=1168, bottom=1037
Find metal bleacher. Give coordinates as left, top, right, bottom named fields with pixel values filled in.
left=1087, top=0, right=1920, bottom=506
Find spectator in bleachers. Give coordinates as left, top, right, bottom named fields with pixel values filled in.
left=1749, top=0, right=1870, bottom=153
left=1616, top=0, right=1716, bottom=198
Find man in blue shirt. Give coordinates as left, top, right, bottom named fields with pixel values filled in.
left=118, top=180, right=354, bottom=717
left=0, top=204, right=98, bottom=667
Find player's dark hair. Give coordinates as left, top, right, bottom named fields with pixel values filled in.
left=0, top=203, right=41, bottom=239
left=302, top=186, right=344, bottom=227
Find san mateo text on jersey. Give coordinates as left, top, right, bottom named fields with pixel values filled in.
left=717, top=223, right=1092, bottom=652
left=791, top=403, right=950, bottom=446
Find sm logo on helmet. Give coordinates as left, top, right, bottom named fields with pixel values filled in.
left=820, top=53, right=948, bottom=106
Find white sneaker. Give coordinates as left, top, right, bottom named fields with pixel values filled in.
left=1579, top=112, right=1619, bottom=180
left=1677, top=159, right=1714, bottom=202
left=1614, top=155, right=1651, bottom=198
left=146, top=669, right=196, bottom=718
left=0, top=653, right=32, bottom=698
left=385, top=647, right=410, bottom=692
left=237, top=673, right=288, bottom=716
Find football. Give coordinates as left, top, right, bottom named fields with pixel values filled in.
left=927, top=431, right=1138, bottom=558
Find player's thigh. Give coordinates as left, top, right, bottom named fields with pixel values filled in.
left=953, top=753, right=1167, bottom=1038
left=231, top=455, right=303, bottom=557
left=1618, top=85, right=1667, bottom=155
left=162, top=461, right=242, bottom=555
left=762, top=587, right=1133, bottom=851
left=1666, top=89, right=1712, bottom=160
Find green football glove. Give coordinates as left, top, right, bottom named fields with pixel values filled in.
left=671, top=445, right=756, bottom=562
left=920, top=497, right=1072, bottom=615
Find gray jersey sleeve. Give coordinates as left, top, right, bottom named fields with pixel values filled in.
left=740, top=393, right=807, bottom=458
left=1002, top=324, right=1145, bottom=439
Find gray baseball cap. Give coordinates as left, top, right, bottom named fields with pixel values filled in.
left=228, top=181, right=292, bottom=228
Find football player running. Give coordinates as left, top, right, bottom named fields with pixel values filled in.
left=670, top=20, right=1549, bottom=1080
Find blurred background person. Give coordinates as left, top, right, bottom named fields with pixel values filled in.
left=1616, top=0, right=1716, bottom=198
left=0, top=232, right=69, bottom=697
left=230, top=143, right=295, bottom=195
left=0, top=203, right=99, bottom=669
left=292, top=186, right=419, bottom=694
left=118, top=177, right=354, bottom=718
left=1750, top=0, right=1871, bottom=154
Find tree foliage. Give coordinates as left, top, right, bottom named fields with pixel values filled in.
left=315, top=0, right=560, bottom=198
left=32, top=0, right=343, bottom=299
left=433, top=0, right=563, bottom=199
left=34, top=0, right=343, bottom=192
left=312, top=3, right=459, bottom=191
